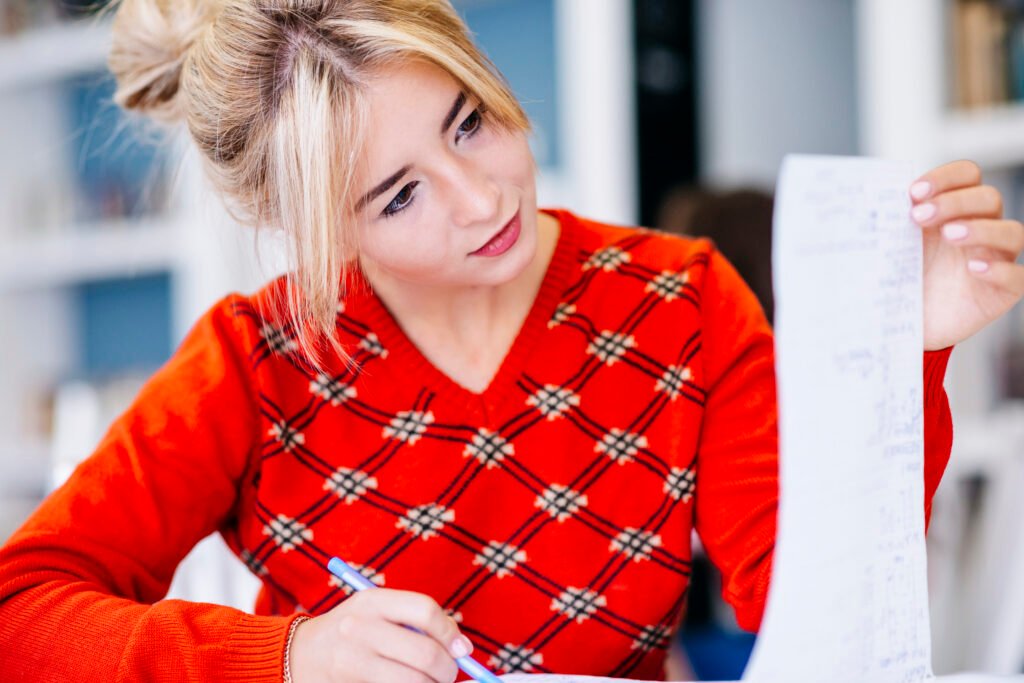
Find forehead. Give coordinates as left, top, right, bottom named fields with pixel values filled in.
left=363, top=60, right=462, bottom=136
left=356, top=60, right=464, bottom=187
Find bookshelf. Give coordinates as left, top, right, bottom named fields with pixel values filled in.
left=0, top=10, right=283, bottom=609
left=0, top=216, right=182, bottom=290
left=0, top=14, right=265, bottom=540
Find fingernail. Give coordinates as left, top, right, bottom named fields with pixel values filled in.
left=943, top=223, right=968, bottom=240
left=910, top=181, right=932, bottom=200
left=911, top=202, right=937, bottom=223
left=451, top=636, right=472, bottom=659
left=968, top=260, right=989, bottom=273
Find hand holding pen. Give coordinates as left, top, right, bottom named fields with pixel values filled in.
left=287, top=557, right=498, bottom=683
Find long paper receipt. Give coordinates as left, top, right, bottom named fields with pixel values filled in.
left=502, top=156, right=1023, bottom=682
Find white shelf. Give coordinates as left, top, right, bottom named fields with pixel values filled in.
left=940, top=102, right=1024, bottom=170
left=0, top=216, right=184, bottom=291
left=0, top=436, right=50, bottom=497
left=0, top=20, right=112, bottom=92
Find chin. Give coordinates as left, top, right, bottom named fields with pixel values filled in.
left=479, top=216, right=539, bottom=286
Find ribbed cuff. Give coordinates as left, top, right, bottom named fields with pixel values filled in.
left=218, top=613, right=302, bottom=682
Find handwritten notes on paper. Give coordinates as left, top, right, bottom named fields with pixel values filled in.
left=741, top=156, right=930, bottom=683
left=501, top=156, right=1021, bottom=683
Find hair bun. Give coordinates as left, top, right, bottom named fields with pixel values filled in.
left=108, top=0, right=219, bottom=124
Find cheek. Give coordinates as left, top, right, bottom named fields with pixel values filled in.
left=478, top=127, right=532, bottom=180
left=358, top=220, right=453, bottom=276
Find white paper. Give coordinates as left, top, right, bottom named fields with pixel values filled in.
left=742, top=155, right=930, bottom=682
left=499, top=156, right=1023, bottom=683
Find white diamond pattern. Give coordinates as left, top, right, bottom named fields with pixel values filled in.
left=610, top=527, right=662, bottom=562
left=595, top=429, right=648, bottom=465
left=655, top=365, right=692, bottom=401
left=664, top=467, right=696, bottom=502
left=488, top=644, right=544, bottom=673
left=473, top=541, right=527, bottom=578
left=269, top=421, right=305, bottom=452
left=535, top=484, right=589, bottom=522
left=548, top=302, right=577, bottom=329
left=323, top=468, right=378, bottom=504
left=383, top=410, right=434, bottom=445
left=644, top=270, right=689, bottom=301
left=397, top=504, right=454, bottom=540
left=551, top=587, right=606, bottom=623
left=262, top=514, right=312, bottom=552
left=526, top=385, right=581, bottom=421
left=359, top=332, right=388, bottom=358
left=587, top=331, right=636, bottom=366
left=583, top=246, right=631, bottom=272
left=309, top=374, right=357, bottom=406
left=631, top=624, right=672, bottom=652
left=260, top=323, right=299, bottom=355
left=463, top=429, right=515, bottom=468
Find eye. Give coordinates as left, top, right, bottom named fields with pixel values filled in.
left=382, top=181, right=418, bottom=218
left=456, top=108, right=484, bottom=140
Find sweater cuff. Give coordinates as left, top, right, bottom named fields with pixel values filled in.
left=924, top=347, right=953, bottom=398
left=220, top=613, right=303, bottom=682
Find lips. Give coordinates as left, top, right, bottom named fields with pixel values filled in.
left=470, top=211, right=522, bottom=257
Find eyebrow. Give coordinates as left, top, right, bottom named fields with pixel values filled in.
left=440, top=91, right=467, bottom=136
left=356, top=90, right=468, bottom=212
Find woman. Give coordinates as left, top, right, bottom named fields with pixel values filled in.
left=1, top=1, right=1022, bottom=681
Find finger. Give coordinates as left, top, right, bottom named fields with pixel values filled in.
left=369, top=620, right=459, bottom=683
left=910, top=185, right=1003, bottom=227
left=962, top=259, right=1024, bottom=295
left=352, top=590, right=469, bottom=659
left=910, top=160, right=982, bottom=201
left=940, top=219, right=1024, bottom=258
left=347, top=648, right=441, bottom=683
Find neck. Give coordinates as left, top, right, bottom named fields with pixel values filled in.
left=364, top=211, right=560, bottom=355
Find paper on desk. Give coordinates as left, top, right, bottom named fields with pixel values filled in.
left=501, top=156, right=1022, bottom=683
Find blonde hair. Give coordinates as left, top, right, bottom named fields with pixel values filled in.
left=107, top=0, right=530, bottom=368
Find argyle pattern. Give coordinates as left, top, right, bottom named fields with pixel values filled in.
left=0, top=206, right=957, bottom=681
left=225, top=211, right=729, bottom=680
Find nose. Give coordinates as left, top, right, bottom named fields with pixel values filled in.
left=445, top=158, right=500, bottom=229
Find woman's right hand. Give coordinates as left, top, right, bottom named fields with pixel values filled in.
left=288, top=588, right=474, bottom=683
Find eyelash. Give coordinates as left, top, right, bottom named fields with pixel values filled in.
left=381, top=107, right=486, bottom=219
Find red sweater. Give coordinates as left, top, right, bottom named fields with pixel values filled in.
left=0, top=209, right=952, bottom=681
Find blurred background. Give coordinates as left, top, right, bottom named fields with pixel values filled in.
left=1, top=0, right=1023, bottom=678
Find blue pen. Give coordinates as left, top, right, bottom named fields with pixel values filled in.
left=327, top=557, right=504, bottom=683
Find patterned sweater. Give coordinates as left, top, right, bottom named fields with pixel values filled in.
left=0, top=209, right=952, bottom=681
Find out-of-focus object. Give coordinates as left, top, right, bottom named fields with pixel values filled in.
left=953, top=0, right=1009, bottom=109
left=655, top=187, right=774, bottom=322
left=0, top=0, right=57, bottom=36
left=951, top=0, right=1024, bottom=110
left=929, top=405, right=1024, bottom=675
left=49, top=375, right=146, bottom=490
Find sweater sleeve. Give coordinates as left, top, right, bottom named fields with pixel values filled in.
left=692, top=249, right=954, bottom=633
left=0, top=295, right=299, bottom=681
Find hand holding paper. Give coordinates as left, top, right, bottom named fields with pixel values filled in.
left=911, top=160, right=1024, bottom=350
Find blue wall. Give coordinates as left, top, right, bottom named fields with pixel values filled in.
left=456, top=0, right=561, bottom=170
left=75, top=273, right=172, bottom=376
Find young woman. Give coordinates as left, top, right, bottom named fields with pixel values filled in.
left=2, top=1, right=1022, bottom=681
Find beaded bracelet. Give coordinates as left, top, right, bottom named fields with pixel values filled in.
left=283, top=615, right=311, bottom=683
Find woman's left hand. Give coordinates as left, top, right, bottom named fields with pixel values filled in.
left=912, top=160, right=1024, bottom=350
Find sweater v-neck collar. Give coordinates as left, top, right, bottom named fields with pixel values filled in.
left=355, top=208, right=579, bottom=417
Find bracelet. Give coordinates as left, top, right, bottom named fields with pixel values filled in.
left=283, top=615, right=311, bottom=683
